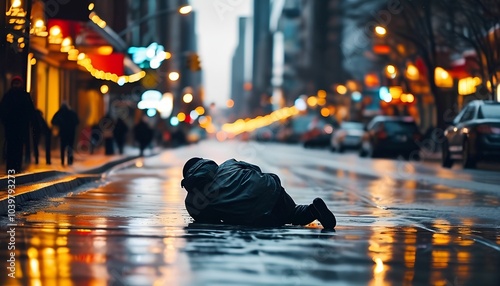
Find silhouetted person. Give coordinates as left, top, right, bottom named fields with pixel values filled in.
left=99, top=113, right=115, bottom=155
left=89, top=124, right=101, bottom=154
left=133, top=118, right=153, bottom=156
left=181, top=157, right=337, bottom=229
left=171, top=126, right=187, bottom=147
left=113, top=117, right=128, bottom=155
left=33, top=109, right=51, bottom=165
left=0, top=76, right=36, bottom=173
left=51, top=103, right=79, bottom=165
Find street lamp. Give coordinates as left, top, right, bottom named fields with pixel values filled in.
left=183, top=92, right=193, bottom=103
left=169, top=72, right=180, bottom=81
left=405, top=64, right=419, bottom=81
left=385, top=65, right=397, bottom=79
left=375, top=26, right=387, bottom=36
left=179, top=5, right=192, bottom=15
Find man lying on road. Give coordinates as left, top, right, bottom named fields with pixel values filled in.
left=181, top=157, right=336, bottom=229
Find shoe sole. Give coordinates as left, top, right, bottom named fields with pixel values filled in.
left=313, top=198, right=336, bottom=229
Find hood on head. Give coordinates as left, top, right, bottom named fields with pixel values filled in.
left=183, top=157, right=203, bottom=178
left=181, top=159, right=218, bottom=192
left=10, top=76, right=23, bottom=88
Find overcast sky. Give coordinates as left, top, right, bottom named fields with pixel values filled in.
left=190, top=0, right=252, bottom=107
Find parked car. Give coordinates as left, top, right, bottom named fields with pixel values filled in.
left=302, top=116, right=336, bottom=148
left=186, top=127, right=207, bottom=144
left=442, top=100, right=500, bottom=169
left=330, top=121, right=364, bottom=152
left=303, top=133, right=332, bottom=148
left=277, top=114, right=335, bottom=144
left=359, top=116, right=422, bottom=159
left=251, top=124, right=278, bottom=142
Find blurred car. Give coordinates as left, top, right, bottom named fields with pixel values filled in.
left=251, top=124, right=278, bottom=142
left=303, top=133, right=332, bottom=148
left=301, top=117, right=336, bottom=148
left=277, top=114, right=335, bottom=144
left=359, top=116, right=422, bottom=159
left=442, top=100, right=500, bottom=169
left=186, top=127, right=207, bottom=144
left=330, top=121, right=364, bottom=152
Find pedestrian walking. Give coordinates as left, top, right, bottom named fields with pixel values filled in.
left=133, top=117, right=153, bottom=156
left=89, top=123, right=101, bottom=154
left=181, top=157, right=337, bottom=229
left=171, top=126, right=187, bottom=147
left=99, top=113, right=115, bottom=155
left=33, top=109, right=51, bottom=165
left=51, top=102, right=79, bottom=166
left=0, top=76, right=36, bottom=173
left=113, top=117, right=128, bottom=155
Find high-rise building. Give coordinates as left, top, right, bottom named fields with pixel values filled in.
left=271, top=0, right=302, bottom=107
left=249, top=0, right=273, bottom=116
left=120, top=0, right=202, bottom=124
left=230, top=16, right=253, bottom=118
left=297, top=0, right=346, bottom=95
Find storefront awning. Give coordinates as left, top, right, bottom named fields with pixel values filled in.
left=449, top=59, right=470, bottom=79
left=44, top=2, right=143, bottom=83
left=449, top=50, right=479, bottom=79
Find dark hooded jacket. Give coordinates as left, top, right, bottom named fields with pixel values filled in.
left=51, top=104, right=79, bottom=139
left=0, top=85, right=35, bottom=138
left=181, top=159, right=282, bottom=225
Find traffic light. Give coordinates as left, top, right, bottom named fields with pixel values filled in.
left=186, top=53, right=201, bottom=71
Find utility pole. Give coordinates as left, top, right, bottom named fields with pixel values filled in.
left=0, top=0, right=7, bottom=92
left=21, top=0, right=32, bottom=84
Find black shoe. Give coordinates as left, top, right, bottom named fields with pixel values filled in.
left=312, top=198, right=336, bottom=229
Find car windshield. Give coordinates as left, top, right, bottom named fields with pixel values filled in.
left=478, top=105, right=500, bottom=119
left=383, top=121, right=419, bottom=133
left=341, top=122, right=364, bottom=130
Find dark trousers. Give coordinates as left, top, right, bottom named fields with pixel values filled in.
left=5, top=138, right=23, bottom=173
left=104, top=138, right=114, bottom=155
left=24, top=131, right=31, bottom=164
left=60, top=135, right=75, bottom=165
left=115, top=139, right=125, bottom=155
left=34, top=133, right=51, bottom=164
left=139, top=143, right=148, bottom=156
left=255, top=189, right=315, bottom=227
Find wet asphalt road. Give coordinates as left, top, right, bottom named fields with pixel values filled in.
left=1, top=140, right=499, bottom=286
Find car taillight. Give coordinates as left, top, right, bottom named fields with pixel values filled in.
left=376, top=131, right=387, bottom=139
left=477, top=124, right=500, bottom=134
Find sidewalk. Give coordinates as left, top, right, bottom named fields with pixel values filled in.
left=0, top=145, right=156, bottom=215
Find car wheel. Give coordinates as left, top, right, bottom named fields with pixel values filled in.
left=441, top=141, right=453, bottom=168
left=359, top=147, right=367, bottom=157
left=338, top=144, right=345, bottom=153
left=330, top=143, right=336, bottom=152
left=370, top=146, right=380, bottom=158
left=413, top=153, right=421, bottom=161
left=463, top=139, right=477, bottom=169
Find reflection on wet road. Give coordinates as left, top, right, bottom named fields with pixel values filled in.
left=1, top=140, right=499, bottom=285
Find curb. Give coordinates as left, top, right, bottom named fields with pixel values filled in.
left=80, top=155, right=142, bottom=175
left=0, top=154, right=145, bottom=216
left=0, top=176, right=99, bottom=216
left=0, top=170, right=69, bottom=190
